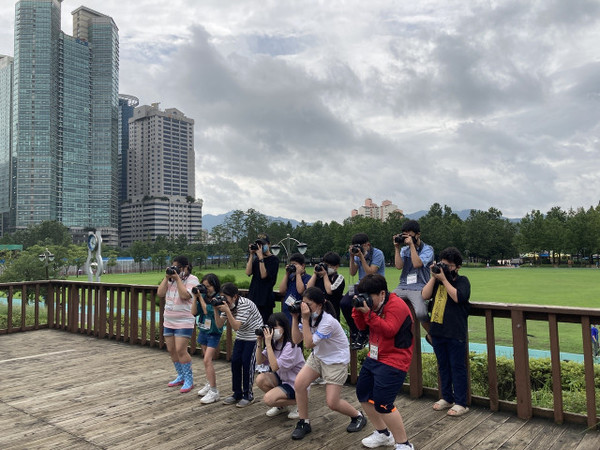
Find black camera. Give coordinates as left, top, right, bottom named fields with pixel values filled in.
left=351, top=244, right=362, bottom=254
left=352, top=292, right=373, bottom=309
left=254, top=325, right=272, bottom=336
left=210, top=294, right=226, bottom=306
left=394, top=234, right=405, bottom=244
left=286, top=264, right=297, bottom=273
left=192, top=284, right=208, bottom=296
left=166, top=266, right=180, bottom=276
left=431, top=262, right=449, bottom=274
left=314, top=262, right=328, bottom=273
left=288, top=299, right=303, bottom=314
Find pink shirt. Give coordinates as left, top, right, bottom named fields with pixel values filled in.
left=163, top=274, right=199, bottom=329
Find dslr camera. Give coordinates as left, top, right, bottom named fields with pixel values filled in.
left=314, top=262, right=328, bottom=273
left=288, top=299, right=303, bottom=314
left=254, top=324, right=272, bottom=336
left=191, top=284, right=208, bottom=296
left=431, top=262, right=449, bottom=274
left=210, top=294, right=226, bottom=307
left=166, top=266, right=180, bottom=276
left=286, top=264, right=297, bottom=273
left=249, top=238, right=266, bottom=251
left=352, top=292, right=373, bottom=309
left=394, top=234, right=406, bottom=244
left=350, top=244, right=362, bottom=255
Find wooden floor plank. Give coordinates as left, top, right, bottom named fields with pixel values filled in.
left=1, top=329, right=597, bottom=450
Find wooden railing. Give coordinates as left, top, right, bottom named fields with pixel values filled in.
left=1, top=280, right=599, bottom=428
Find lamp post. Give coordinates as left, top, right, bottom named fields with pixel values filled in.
left=38, top=248, right=55, bottom=280
left=270, top=233, right=308, bottom=265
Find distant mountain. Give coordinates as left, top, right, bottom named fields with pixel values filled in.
left=202, top=212, right=301, bottom=232
left=406, top=209, right=520, bottom=223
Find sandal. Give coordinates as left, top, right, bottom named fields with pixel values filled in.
left=447, top=405, right=469, bottom=416
left=432, top=399, right=454, bottom=411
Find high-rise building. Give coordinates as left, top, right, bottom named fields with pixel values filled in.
left=0, top=55, right=14, bottom=235
left=5, top=1, right=119, bottom=243
left=351, top=198, right=403, bottom=222
left=118, top=94, right=139, bottom=203
left=119, top=103, right=203, bottom=247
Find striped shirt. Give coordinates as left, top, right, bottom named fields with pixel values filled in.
left=163, top=274, right=199, bottom=329
left=228, top=296, right=263, bottom=341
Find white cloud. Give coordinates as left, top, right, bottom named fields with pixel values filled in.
left=2, top=0, right=600, bottom=223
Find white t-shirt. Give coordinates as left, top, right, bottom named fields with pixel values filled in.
left=299, top=312, right=349, bottom=365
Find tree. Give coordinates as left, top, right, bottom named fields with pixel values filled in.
left=130, top=240, right=150, bottom=272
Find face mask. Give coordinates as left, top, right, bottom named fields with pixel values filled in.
left=327, top=267, right=335, bottom=275
left=449, top=270, right=458, bottom=279
left=262, top=244, right=269, bottom=253
left=311, top=310, right=320, bottom=320
left=273, top=329, right=283, bottom=341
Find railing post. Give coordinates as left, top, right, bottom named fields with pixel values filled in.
left=548, top=313, right=564, bottom=424
left=511, top=309, right=532, bottom=419
left=69, top=285, right=80, bottom=333
left=485, top=309, right=499, bottom=411
left=47, top=282, right=55, bottom=329
left=581, top=316, right=599, bottom=429
left=20, top=284, right=27, bottom=331
left=407, top=303, right=423, bottom=398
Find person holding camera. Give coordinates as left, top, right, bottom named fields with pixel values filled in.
left=216, top=282, right=264, bottom=407
left=157, top=256, right=200, bottom=393
left=421, top=247, right=471, bottom=417
left=279, top=253, right=311, bottom=324
left=290, top=287, right=367, bottom=440
left=393, top=219, right=434, bottom=343
left=255, top=312, right=305, bottom=419
left=340, top=233, right=385, bottom=350
left=307, top=251, right=345, bottom=321
left=191, top=273, right=224, bottom=404
left=246, top=233, right=280, bottom=323
left=352, top=274, right=415, bottom=450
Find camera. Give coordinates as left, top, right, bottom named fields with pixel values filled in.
left=350, top=244, right=362, bottom=255
left=288, top=299, right=303, bottom=314
left=352, top=292, right=373, bottom=309
left=254, top=325, right=272, bottom=336
left=166, top=266, right=180, bottom=276
left=431, top=262, right=449, bottom=274
left=192, top=284, right=207, bottom=296
left=394, top=234, right=405, bottom=244
left=210, top=294, right=226, bottom=307
left=314, top=262, right=328, bottom=273
left=286, top=264, right=297, bottom=273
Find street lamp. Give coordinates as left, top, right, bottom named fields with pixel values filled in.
left=38, top=248, right=55, bottom=280
left=270, top=233, right=308, bottom=264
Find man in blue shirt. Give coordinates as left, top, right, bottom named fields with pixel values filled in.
left=340, top=233, right=385, bottom=349
left=393, top=220, right=434, bottom=343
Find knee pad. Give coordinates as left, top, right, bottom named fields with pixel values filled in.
left=374, top=401, right=396, bottom=414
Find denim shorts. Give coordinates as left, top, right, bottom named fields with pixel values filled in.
left=197, top=332, right=222, bottom=349
left=274, top=373, right=296, bottom=400
left=163, top=326, right=193, bottom=338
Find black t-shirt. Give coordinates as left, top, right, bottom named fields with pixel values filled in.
left=247, top=254, right=279, bottom=307
left=428, top=275, right=471, bottom=341
left=314, top=273, right=345, bottom=305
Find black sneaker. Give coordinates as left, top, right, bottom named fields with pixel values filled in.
left=291, top=419, right=312, bottom=440
left=351, top=331, right=369, bottom=350
left=347, top=412, right=367, bottom=432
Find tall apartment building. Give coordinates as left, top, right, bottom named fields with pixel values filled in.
left=119, top=104, right=203, bottom=247
left=118, top=94, right=139, bottom=203
left=351, top=198, right=403, bottom=222
left=4, top=1, right=119, bottom=245
left=0, top=56, right=13, bottom=235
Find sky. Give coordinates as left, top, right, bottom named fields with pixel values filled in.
left=2, top=0, right=600, bottom=224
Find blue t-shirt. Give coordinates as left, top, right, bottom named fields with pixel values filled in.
left=282, top=272, right=311, bottom=322
left=396, top=242, right=434, bottom=291
left=353, top=247, right=385, bottom=280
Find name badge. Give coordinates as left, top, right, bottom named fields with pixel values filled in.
left=407, top=273, right=417, bottom=285
left=201, top=317, right=212, bottom=330
left=285, top=295, right=297, bottom=306
left=370, top=344, right=379, bottom=360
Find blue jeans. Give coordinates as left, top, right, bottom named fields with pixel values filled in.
left=432, top=335, right=468, bottom=407
left=231, top=339, right=257, bottom=400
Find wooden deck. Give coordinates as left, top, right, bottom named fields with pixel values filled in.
left=1, top=330, right=599, bottom=450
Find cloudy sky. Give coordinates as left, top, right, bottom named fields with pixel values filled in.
left=2, top=0, right=600, bottom=223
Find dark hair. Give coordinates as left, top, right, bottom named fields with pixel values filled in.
left=201, top=273, right=221, bottom=296
left=356, top=274, right=389, bottom=295
left=267, top=312, right=295, bottom=350
left=322, top=251, right=341, bottom=266
left=221, top=282, right=239, bottom=298
left=173, top=255, right=192, bottom=273
left=302, top=286, right=336, bottom=327
left=401, top=220, right=421, bottom=234
left=439, top=247, right=463, bottom=266
left=351, top=233, right=369, bottom=245
left=289, top=253, right=305, bottom=265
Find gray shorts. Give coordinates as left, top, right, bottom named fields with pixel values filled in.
left=394, top=288, right=429, bottom=322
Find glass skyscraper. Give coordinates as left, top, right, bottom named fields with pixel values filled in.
left=0, top=55, right=13, bottom=234
left=7, top=1, right=119, bottom=238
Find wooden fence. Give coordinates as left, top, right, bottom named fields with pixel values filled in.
left=1, top=280, right=598, bottom=428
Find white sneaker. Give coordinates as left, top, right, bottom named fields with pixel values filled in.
left=266, top=406, right=287, bottom=417
left=200, top=389, right=220, bottom=404
left=287, top=406, right=299, bottom=419
left=362, top=431, right=395, bottom=448
left=197, top=383, right=211, bottom=396
left=394, top=443, right=414, bottom=450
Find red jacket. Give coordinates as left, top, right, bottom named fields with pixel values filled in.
left=352, top=293, right=414, bottom=372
